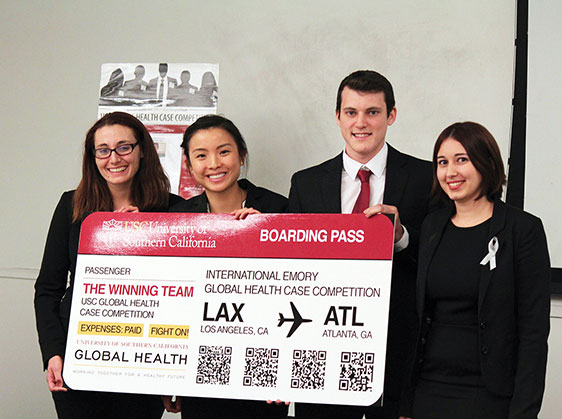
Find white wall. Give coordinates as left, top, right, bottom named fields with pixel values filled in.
left=526, top=0, right=562, bottom=268
left=0, top=277, right=57, bottom=417
left=0, top=0, right=516, bottom=271
left=1, top=1, right=559, bottom=418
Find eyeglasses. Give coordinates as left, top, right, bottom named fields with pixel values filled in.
left=94, top=143, right=139, bottom=159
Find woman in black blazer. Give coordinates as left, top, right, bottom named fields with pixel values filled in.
left=34, top=112, right=184, bottom=418
left=400, top=122, right=550, bottom=419
left=164, top=114, right=288, bottom=419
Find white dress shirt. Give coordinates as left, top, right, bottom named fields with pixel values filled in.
left=156, top=76, right=170, bottom=105
left=341, top=143, right=409, bottom=251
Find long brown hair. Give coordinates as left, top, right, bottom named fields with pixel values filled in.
left=73, top=112, right=170, bottom=221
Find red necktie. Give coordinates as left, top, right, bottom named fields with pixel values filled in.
left=352, top=169, right=371, bottom=213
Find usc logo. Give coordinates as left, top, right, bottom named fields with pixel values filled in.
left=123, top=221, right=151, bottom=230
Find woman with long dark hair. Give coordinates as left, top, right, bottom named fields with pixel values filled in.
left=35, top=111, right=183, bottom=418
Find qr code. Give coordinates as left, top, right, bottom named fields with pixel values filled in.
left=196, top=345, right=232, bottom=385
left=339, top=351, right=374, bottom=392
left=243, top=347, right=279, bottom=387
left=291, top=349, right=327, bottom=390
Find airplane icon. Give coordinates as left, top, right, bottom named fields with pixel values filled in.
left=278, top=302, right=312, bottom=337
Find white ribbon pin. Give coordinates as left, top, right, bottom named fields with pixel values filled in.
left=480, top=236, right=499, bottom=270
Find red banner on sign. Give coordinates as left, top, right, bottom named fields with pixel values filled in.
left=78, top=213, right=394, bottom=260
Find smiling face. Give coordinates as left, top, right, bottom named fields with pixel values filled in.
left=187, top=127, right=244, bottom=194
left=436, top=138, right=483, bottom=205
left=336, top=87, right=396, bottom=164
left=94, top=124, right=141, bottom=192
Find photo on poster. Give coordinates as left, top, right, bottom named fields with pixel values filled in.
left=99, top=63, right=218, bottom=109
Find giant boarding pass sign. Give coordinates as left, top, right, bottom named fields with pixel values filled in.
left=64, top=212, right=394, bottom=406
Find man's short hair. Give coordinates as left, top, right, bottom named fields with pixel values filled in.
left=336, top=70, right=395, bottom=116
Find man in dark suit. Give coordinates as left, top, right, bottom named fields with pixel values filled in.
left=289, top=70, right=433, bottom=419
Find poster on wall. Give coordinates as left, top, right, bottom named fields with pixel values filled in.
left=98, top=63, right=219, bottom=199
left=63, top=212, right=394, bottom=406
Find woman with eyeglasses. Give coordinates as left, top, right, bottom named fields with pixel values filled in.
left=162, top=114, right=288, bottom=419
left=34, top=111, right=184, bottom=418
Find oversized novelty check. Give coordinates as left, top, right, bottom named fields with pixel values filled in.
left=64, top=213, right=394, bottom=406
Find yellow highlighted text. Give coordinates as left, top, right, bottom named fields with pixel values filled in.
left=149, top=324, right=190, bottom=339
left=78, top=321, right=143, bottom=337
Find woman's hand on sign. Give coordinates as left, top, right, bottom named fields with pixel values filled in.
left=231, top=207, right=261, bottom=220
left=266, top=399, right=290, bottom=406
left=46, top=355, right=67, bottom=392
left=161, top=395, right=182, bottom=413
left=114, top=205, right=140, bottom=213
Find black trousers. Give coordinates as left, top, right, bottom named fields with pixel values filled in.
left=364, top=399, right=399, bottom=419
left=295, top=399, right=398, bottom=419
left=412, top=378, right=510, bottom=419
left=52, top=390, right=164, bottom=419
left=179, top=396, right=289, bottom=419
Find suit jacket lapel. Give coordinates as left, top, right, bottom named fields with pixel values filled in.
left=416, top=207, right=452, bottom=316
left=190, top=193, right=209, bottom=212
left=478, top=200, right=507, bottom=310
left=384, top=145, right=408, bottom=206
left=239, top=179, right=260, bottom=208
left=321, top=153, right=343, bottom=213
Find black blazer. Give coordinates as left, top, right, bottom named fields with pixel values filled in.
left=170, top=178, right=288, bottom=214
left=288, top=145, right=433, bottom=403
left=34, top=191, right=185, bottom=369
left=169, top=178, right=289, bottom=419
left=410, top=200, right=550, bottom=418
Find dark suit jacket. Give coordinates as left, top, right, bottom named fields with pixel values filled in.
left=170, top=179, right=288, bottom=214
left=169, top=178, right=289, bottom=419
left=288, top=145, right=433, bottom=413
left=408, top=200, right=550, bottom=419
left=34, top=192, right=182, bottom=417
left=34, top=191, right=185, bottom=369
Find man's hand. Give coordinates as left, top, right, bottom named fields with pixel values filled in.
left=363, top=204, right=404, bottom=242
